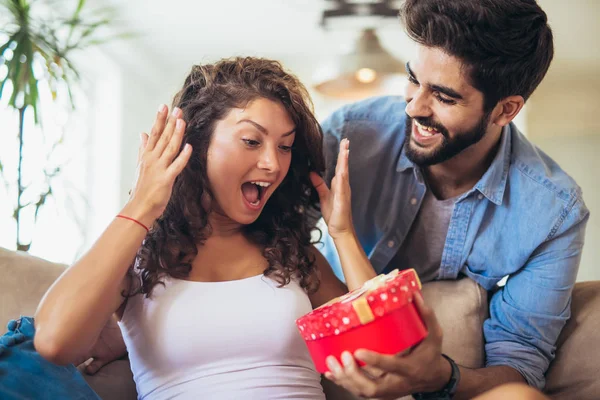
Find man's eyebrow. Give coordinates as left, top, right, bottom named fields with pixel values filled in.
left=406, top=62, right=464, bottom=100
left=238, top=119, right=295, bottom=136
left=430, top=84, right=464, bottom=100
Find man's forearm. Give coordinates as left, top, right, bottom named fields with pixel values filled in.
left=454, top=365, right=526, bottom=399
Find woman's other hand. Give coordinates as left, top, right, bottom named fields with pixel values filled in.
left=310, top=138, right=353, bottom=240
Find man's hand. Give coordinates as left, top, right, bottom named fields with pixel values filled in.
left=74, top=315, right=127, bottom=375
left=324, top=292, right=452, bottom=398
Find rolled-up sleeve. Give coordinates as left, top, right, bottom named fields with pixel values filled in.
left=484, top=196, right=589, bottom=389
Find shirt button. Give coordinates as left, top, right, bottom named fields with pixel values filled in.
left=387, top=240, right=395, bottom=248
left=410, top=198, right=417, bottom=205
left=478, top=194, right=484, bottom=200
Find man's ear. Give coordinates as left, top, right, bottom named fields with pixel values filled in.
left=492, top=95, right=525, bottom=127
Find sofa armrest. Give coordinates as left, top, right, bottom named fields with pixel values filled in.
left=544, top=281, right=600, bottom=399
left=0, top=247, right=66, bottom=329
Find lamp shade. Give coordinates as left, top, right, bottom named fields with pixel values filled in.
left=314, top=28, right=406, bottom=100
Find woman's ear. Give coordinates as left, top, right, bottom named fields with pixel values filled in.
left=492, top=95, right=525, bottom=127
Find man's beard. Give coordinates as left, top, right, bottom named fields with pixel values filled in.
left=404, top=111, right=492, bottom=167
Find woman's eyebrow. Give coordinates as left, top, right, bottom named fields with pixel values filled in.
left=238, top=119, right=295, bottom=136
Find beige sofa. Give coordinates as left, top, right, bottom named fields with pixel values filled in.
left=1, top=246, right=599, bottom=399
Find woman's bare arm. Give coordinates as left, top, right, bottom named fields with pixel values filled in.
left=34, top=106, right=191, bottom=365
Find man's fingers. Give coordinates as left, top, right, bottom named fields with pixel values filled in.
left=361, top=364, right=387, bottom=379
left=147, top=104, right=168, bottom=151
left=354, top=349, right=411, bottom=375
left=339, top=351, right=380, bottom=397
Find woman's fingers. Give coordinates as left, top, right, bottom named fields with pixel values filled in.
left=163, top=118, right=186, bottom=163
left=146, top=104, right=168, bottom=151
left=154, top=107, right=181, bottom=156
left=167, top=143, right=193, bottom=178
left=137, top=133, right=149, bottom=165
left=310, top=172, right=330, bottom=203
left=334, top=138, right=350, bottom=202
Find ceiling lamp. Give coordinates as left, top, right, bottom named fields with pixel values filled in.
left=313, top=0, right=406, bottom=100
left=314, top=28, right=405, bottom=99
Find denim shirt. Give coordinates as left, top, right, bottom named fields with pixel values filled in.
left=317, top=96, right=589, bottom=389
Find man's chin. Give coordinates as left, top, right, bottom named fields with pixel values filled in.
left=406, top=142, right=441, bottom=166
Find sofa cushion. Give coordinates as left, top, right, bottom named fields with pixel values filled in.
left=0, top=247, right=66, bottom=329
left=422, top=277, right=488, bottom=369
left=545, top=281, right=600, bottom=399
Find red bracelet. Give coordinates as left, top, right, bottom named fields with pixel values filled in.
left=116, top=214, right=149, bottom=233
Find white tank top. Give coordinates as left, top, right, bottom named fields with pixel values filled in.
left=118, top=274, right=325, bottom=400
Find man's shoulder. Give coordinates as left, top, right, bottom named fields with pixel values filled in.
left=508, top=126, right=588, bottom=219
left=342, top=95, right=407, bottom=122
left=322, top=96, right=407, bottom=130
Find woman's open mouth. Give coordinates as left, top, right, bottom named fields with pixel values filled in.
left=241, top=181, right=272, bottom=210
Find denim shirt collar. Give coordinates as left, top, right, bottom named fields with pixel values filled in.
left=396, top=124, right=512, bottom=205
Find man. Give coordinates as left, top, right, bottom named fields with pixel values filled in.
left=313, top=0, right=589, bottom=399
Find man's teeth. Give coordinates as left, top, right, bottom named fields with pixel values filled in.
left=251, top=181, right=272, bottom=187
left=414, top=120, right=439, bottom=136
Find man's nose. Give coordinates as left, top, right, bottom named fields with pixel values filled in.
left=405, top=86, right=433, bottom=119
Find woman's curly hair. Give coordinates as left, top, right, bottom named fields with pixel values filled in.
left=131, top=57, right=325, bottom=297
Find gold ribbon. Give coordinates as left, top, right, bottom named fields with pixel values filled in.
left=319, top=269, right=422, bottom=325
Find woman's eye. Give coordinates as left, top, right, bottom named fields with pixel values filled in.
left=279, top=145, right=292, bottom=153
left=242, top=139, right=260, bottom=147
left=408, top=76, right=419, bottom=85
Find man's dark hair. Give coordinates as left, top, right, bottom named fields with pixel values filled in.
left=400, top=0, right=554, bottom=110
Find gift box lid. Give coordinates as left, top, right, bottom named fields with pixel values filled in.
left=296, top=269, right=421, bottom=341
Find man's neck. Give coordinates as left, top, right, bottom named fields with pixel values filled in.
left=424, top=125, right=504, bottom=200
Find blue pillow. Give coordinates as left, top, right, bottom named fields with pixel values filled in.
left=0, top=317, right=100, bottom=400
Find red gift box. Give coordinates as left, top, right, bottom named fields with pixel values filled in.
left=296, top=269, right=427, bottom=373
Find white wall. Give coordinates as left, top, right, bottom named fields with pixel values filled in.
left=527, top=64, right=600, bottom=282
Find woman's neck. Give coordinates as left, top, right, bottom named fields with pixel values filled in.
left=190, top=214, right=266, bottom=282
left=207, top=211, right=244, bottom=237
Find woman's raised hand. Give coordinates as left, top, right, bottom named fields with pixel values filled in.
left=125, top=105, right=192, bottom=227
left=310, top=138, right=353, bottom=240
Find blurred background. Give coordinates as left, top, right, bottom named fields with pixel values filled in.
left=0, top=0, right=598, bottom=282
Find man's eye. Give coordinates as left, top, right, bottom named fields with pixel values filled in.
left=434, top=93, right=456, bottom=105
left=242, top=139, right=260, bottom=147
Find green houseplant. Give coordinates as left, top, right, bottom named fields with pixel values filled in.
left=0, top=0, right=118, bottom=251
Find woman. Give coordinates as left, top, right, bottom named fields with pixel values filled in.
left=33, top=57, right=377, bottom=399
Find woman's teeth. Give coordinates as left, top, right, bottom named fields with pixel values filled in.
left=251, top=181, right=272, bottom=188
